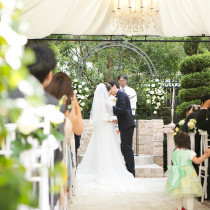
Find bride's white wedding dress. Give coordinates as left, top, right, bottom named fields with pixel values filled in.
left=77, top=83, right=134, bottom=191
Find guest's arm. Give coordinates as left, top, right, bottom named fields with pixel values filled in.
left=192, top=153, right=208, bottom=164
left=65, top=92, right=83, bottom=135
left=204, top=149, right=210, bottom=157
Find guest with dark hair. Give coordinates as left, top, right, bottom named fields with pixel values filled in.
left=45, top=72, right=83, bottom=204
left=45, top=72, right=83, bottom=136
left=11, top=43, right=65, bottom=207
left=27, top=43, right=57, bottom=85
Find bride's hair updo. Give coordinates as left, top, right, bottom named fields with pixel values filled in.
left=103, top=82, right=111, bottom=91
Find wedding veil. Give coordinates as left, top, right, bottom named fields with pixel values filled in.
left=90, top=83, right=113, bottom=124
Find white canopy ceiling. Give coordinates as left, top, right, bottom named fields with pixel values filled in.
left=20, top=0, right=210, bottom=39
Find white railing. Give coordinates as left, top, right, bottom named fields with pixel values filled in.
left=0, top=121, right=54, bottom=210
left=0, top=123, right=17, bottom=157
left=198, top=129, right=209, bottom=203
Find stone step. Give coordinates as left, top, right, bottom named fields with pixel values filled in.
left=134, top=154, right=154, bottom=165
left=135, top=164, right=163, bottom=178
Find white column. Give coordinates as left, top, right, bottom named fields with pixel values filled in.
left=163, top=124, right=175, bottom=174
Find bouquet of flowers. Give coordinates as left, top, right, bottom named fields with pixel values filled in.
left=187, top=118, right=197, bottom=133
left=73, top=79, right=89, bottom=111
left=144, top=79, right=165, bottom=115
left=178, top=119, right=185, bottom=130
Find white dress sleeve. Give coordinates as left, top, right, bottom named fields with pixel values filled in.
left=189, top=150, right=197, bottom=160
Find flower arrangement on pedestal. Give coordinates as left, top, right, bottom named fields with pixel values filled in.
left=143, top=79, right=165, bottom=115
left=187, top=119, right=197, bottom=133
left=73, top=79, right=89, bottom=111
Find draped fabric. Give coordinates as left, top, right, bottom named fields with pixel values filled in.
left=20, top=0, right=210, bottom=38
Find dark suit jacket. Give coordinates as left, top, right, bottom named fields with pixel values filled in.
left=113, top=90, right=135, bottom=130
left=182, top=112, right=198, bottom=133
left=197, top=108, right=210, bottom=137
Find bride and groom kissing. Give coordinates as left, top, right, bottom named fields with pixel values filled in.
left=77, top=80, right=135, bottom=183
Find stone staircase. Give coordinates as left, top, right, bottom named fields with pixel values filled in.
left=78, top=154, right=163, bottom=178
left=134, top=154, right=163, bottom=178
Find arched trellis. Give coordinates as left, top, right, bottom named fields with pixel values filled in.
left=76, top=42, right=157, bottom=80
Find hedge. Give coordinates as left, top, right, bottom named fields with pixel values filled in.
left=180, top=69, right=210, bottom=89
left=178, top=86, right=210, bottom=102
left=176, top=99, right=201, bottom=118
left=183, top=37, right=200, bottom=56
left=180, top=53, right=210, bottom=75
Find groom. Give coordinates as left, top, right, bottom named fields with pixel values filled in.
left=109, top=80, right=135, bottom=177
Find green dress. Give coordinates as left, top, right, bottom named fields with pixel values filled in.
left=165, top=149, right=202, bottom=198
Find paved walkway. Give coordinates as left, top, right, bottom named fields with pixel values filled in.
left=70, top=178, right=209, bottom=210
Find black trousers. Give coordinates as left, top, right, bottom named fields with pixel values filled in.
left=120, top=127, right=135, bottom=176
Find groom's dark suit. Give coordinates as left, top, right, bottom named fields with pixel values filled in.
left=113, top=89, right=135, bottom=176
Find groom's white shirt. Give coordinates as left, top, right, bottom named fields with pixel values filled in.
left=120, top=85, right=137, bottom=115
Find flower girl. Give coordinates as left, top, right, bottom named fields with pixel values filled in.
left=165, top=132, right=208, bottom=210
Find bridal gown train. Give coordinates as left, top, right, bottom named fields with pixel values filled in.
left=77, top=120, right=134, bottom=183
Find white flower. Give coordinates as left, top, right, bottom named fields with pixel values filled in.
left=157, top=90, right=162, bottom=95
left=191, top=119, right=196, bottom=124
left=150, top=91, right=154, bottom=95
left=179, top=120, right=185, bottom=126
left=15, top=98, right=29, bottom=109
left=157, top=102, right=161, bottom=106
left=17, top=108, right=40, bottom=135
left=152, top=96, right=156, bottom=100
left=78, top=85, right=82, bottom=89
left=80, top=95, right=85, bottom=99
left=146, top=99, right=151, bottom=104
left=74, top=90, right=77, bottom=94
left=85, top=87, right=89, bottom=92
left=155, top=79, right=159, bottom=82
left=85, top=95, right=89, bottom=97
left=153, top=111, right=157, bottom=114
left=38, top=105, right=64, bottom=124
left=146, top=94, right=150, bottom=97
left=18, top=80, right=35, bottom=96
left=161, top=96, right=165, bottom=100
left=188, top=121, right=195, bottom=129
left=155, top=106, right=159, bottom=110
left=82, top=82, right=85, bottom=85
left=73, top=79, right=78, bottom=82
left=151, top=84, right=155, bottom=87
left=81, top=102, right=85, bottom=106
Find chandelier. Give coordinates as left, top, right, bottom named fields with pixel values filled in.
left=112, top=0, right=160, bottom=35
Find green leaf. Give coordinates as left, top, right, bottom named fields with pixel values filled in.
left=52, top=131, right=64, bottom=141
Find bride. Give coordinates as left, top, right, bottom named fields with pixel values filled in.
left=77, top=83, right=134, bottom=185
